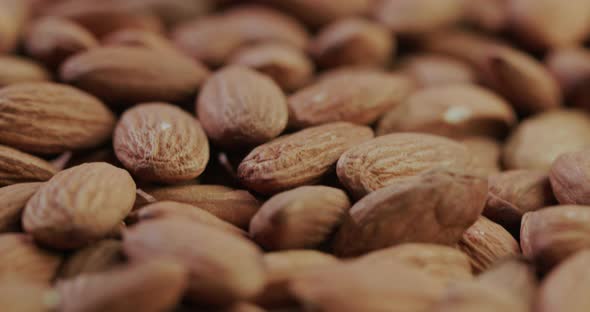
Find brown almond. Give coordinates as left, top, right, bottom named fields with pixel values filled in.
left=0, top=281, right=59, bottom=311
left=264, top=0, right=371, bottom=27
left=238, top=122, right=374, bottom=195
left=58, top=239, right=124, bottom=279
left=60, top=46, right=209, bottom=106
left=102, top=28, right=180, bottom=54
left=250, top=186, right=350, bottom=250
left=333, top=170, right=487, bottom=257
left=550, top=149, right=590, bottom=205
left=399, top=53, right=477, bottom=88
left=197, top=66, right=288, bottom=148
left=288, top=70, right=414, bottom=128
left=122, top=0, right=214, bottom=26
left=479, top=258, right=538, bottom=299
left=221, top=303, right=266, bottom=312
left=0, top=145, right=56, bottom=186
left=434, top=279, right=530, bottom=312
left=461, top=136, right=502, bottom=176
left=0, top=233, right=62, bottom=284
left=0, top=56, right=50, bottom=88
left=337, top=132, right=473, bottom=198
left=123, top=218, right=265, bottom=305
left=0, top=0, right=30, bottom=53
left=0, top=182, right=41, bottom=232
left=546, top=47, right=590, bottom=109
left=464, top=0, right=510, bottom=32
left=23, top=162, right=136, bottom=249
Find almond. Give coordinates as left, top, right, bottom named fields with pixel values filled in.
left=0, top=145, right=56, bottom=186
left=264, top=0, right=371, bottom=27
left=0, top=182, right=41, bottom=232
left=479, top=258, right=537, bottom=299
left=114, top=102, right=209, bottom=183
left=123, top=0, right=214, bottom=26
left=0, top=233, right=62, bottom=284
left=197, top=66, right=288, bottom=148
left=0, top=0, right=30, bottom=53
left=461, top=136, right=502, bottom=176
left=102, top=28, right=180, bottom=54
left=250, top=185, right=350, bottom=250
left=23, top=162, right=136, bottom=249
left=434, top=279, right=530, bottom=312
left=58, top=239, right=124, bottom=279
left=238, top=122, right=374, bottom=195
left=333, top=170, right=487, bottom=257
left=549, top=149, right=590, bottom=205
left=0, top=82, right=115, bottom=154
left=0, top=281, right=59, bottom=311
left=464, top=0, right=509, bottom=32
left=398, top=53, right=476, bottom=88
left=546, top=47, right=590, bottom=109
left=0, top=56, right=50, bottom=88
left=336, top=132, right=473, bottom=198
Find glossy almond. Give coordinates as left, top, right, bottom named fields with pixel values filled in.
left=23, top=162, right=136, bottom=249
left=0, top=233, right=62, bottom=284
left=399, top=54, right=476, bottom=88
left=250, top=186, right=350, bottom=250
left=337, top=132, right=473, bottom=198
left=59, top=239, right=124, bottom=279
left=60, top=46, right=209, bottom=106
left=0, top=82, right=115, bottom=154
left=0, top=182, right=41, bottom=232
left=0, top=56, right=50, bottom=88
left=461, top=137, right=502, bottom=176
left=197, top=66, right=288, bottom=148
left=264, top=0, right=371, bottom=27
left=333, top=170, right=487, bottom=257
left=0, top=145, right=56, bottom=186
left=546, top=47, right=590, bottom=109
left=238, top=122, right=374, bottom=195
left=550, top=149, right=590, bottom=205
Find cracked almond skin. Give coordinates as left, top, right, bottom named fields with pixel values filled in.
left=0, top=56, right=50, bottom=88
left=238, top=122, right=374, bottom=195
left=264, top=0, right=371, bottom=27
left=123, top=218, right=265, bottom=306
left=250, top=185, right=350, bottom=250
left=549, top=149, right=590, bottom=205
left=23, top=162, right=136, bottom=250
left=337, top=132, right=473, bottom=199
left=0, top=82, right=115, bottom=154
left=0, top=145, right=56, bottom=186
left=521, top=205, right=590, bottom=270
left=399, top=53, right=476, bottom=88
left=57, top=260, right=187, bottom=312
left=457, top=216, right=520, bottom=273
left=0, top=233, right=62, bottom=284
left=197, top=66, right=288, bottom=148
left=59, top=239, right=124, bottom=279
left=114, top=102, right=209, bottom=184
left=0, top=182, right=41, bottom=232
left=333, top=170, right=487, bottom=257
left=461, top=137, right=502, bottom=176
left=60, top=46, right=209, bottom=106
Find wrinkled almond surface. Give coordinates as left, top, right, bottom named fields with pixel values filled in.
left=0, top=182, right=41, bottom=232
left=0, top=145, right=56, bottom=186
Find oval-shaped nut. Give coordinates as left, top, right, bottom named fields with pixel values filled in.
left=377, top=84, right=516, bottom=139
left=238, top=122, right=374, bottom=195
left=59, top=239, right=124, bottom=279
left=114, top=102, right=209, bottom=183
left=521, top=205, right=590, bottom=270
left=434, top=279, right=531, bottom=312
left=399, top=54, right=476, bottom=88
left=250, top=186, right=350, bottom=250
left=229, top=43, right=314, bottom=92
left=0, top=82, right=115, bottom=154
left=102, top=28, right=179, bottom=54
left=60, top=46, right=209, bottom=106
left=461, top=137, right=502, bottom=176
left=337, top=132, right=473, bottom=199
left=122, top=0, right=214, bottom=26
left=0, top=145, right=56, bottom=186
left=288, top=71, right=414, bottom=128
left=57, top=260, right=187, bottom=312
left=197, top=66, right=288, bottom=148
left=549, top=149, right=590, bottom=205
left=0, top=281, right=59, bottom=311
left=0, top=56, right=50, bottom=88
left=358, top=243, right=473, bottom=282
left=333, top=170, right=487, bottom=257
left=0, top=233, right=62, bottom=284
left=23, top=162, right=136, bottom=250
left=0, top=0, right=29, bottom=53
left=464, top=0, right=510, bottom=32
left=123, top=218, right=265, bottom=305
left=546, top=47, right=590, bottom=108
left=137, top=184, right=260, bottom=229
left=0, top=182, right=41, bottom=232
left=457, top=216, right=521, bottom=273
left=24, top=17, right=98, bottom=69
left=264, top=0, right=371, bottom=27
left=478, top=258, right=538, bottom=302
left=503, top=110, right=590, bottom=170
left=310, top=17, right=394, bottom=69
left=485, top=170, right=556, bottom=235
left=537, top=249, right=590, bottom=312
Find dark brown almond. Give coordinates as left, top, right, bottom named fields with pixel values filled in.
left=0, top=56, right=50, bottom=88
left=0, top=145, right=56, bottom=186
left=0, top=182, right=41, bottom=232
left=0, top=233, right=62, bottom=284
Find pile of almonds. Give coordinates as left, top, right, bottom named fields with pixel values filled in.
left=3, top=0, right=590, bottom=311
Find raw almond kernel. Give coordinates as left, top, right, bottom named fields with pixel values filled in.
left=546, top=47, right=590, bottom=109
left=250, top=185, right=350, bottom=250
left=114, top=102, right=209, bottom=184
left=310, top=17, right=394, bottom=69
left=229, top=42, right=314, bottom=92
left=288, top=70, right=414, bottom=128
left=264, top=0, right=371, bottom=27
left=23, top=162, right=136, bottom=250
left=24, top=17, right=98, bottom=69
left=123, top=218, right=265, bottom=306
left=0, top=145, right=57, bottom=186
left=102, top=28, right=180, bottom=54
left=197, top=66, right=288, bottom=148
left=0, top=56, right=50, bottom=88
left=333, top=170, right=487, bottom=257
left=457, top=216, right=520, bottom=273
left=60, top=46, right=209, bottom=106
left=461, top=136, right=502, bottom=176
left=135, top=184, right=260, bottom=229
left=57, top=260, right=187, bottom=312
left=238, top=122, right=374, bottom=195
left=521, top=205, right=590, bottom=270
left=0, top=82, right=115, bottom=154
left=58, top=239, right=124, bottom=279
left=485, top=170, right=556, bottom=235
left=0, top=182, right=41, bottom=232
left=503, top=110, right=590, bottom=170
left=337, top=132, right=473, bottom=199
left=0, top=233, right=62, bottom=284
left=398, top=53, right=477, bottom=88
left=376, top=84, right=516, bottom=139
left=550, top=149, right=590, bottom=205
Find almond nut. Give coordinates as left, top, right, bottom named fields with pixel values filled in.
left=461, top=136, right=502, bottom=176
left=549, top=149, right=590, bottom=205
left=398, top=53, right=476, bottom=88
left=0, top=233, right=62, bottom=284
left=0, top=56, right=50, bottom=88
left=546, top=46, right=590, bottom=109
left=0, top=182, right=41, bottom=232
left=58, top=239, right=124, bottom=279
left=0, top=145, right=56, bottom=186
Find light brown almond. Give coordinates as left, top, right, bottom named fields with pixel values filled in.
left=122, top=0, right=214, bottom=26
left=0, top=145, right=56, bottom=186
left=0, top=281, right=59, bottom=312
left=549, top=149, right=590, bottom=205
left=58, top=239, right=124, bottom=279
left=398, top=53, right=476, bottom=88
left=0, top=182, right=41, bottom=232
left=461, top=136, right=502, bottom=176
left=0, top=0, right=30, bottom=53
left=0, top=56, right=50, bottom=88
left=464, top=0, right=509, bottom=32
left=0, top=233, right=62, bottom=284
left=102, top=28, right=180, bottom=54
left=263, top=0, right=371, bottom=27
left=546, top=47, right=590, bottom=109
left=434, top=279, right=530, bottom=312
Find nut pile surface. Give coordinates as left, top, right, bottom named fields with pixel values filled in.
left=2, top=0, right=590, bottom=311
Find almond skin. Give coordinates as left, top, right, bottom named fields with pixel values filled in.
left=461, top=136, right=502, bottom=176
left=337, top=132, right=473, bottom=199
left=0, top=56, right=50, bottom=88
left=399, top=54, right=477, bottom=88
left=58, top=239, right=124, bottom=279
left=0, top=145, right=56, bottom=186
left=23, top=162, right=136, bottom=250
left=60, top=46, right=209, bottom=106
left=114, top=102, right=209, bottom=184
left=549, top=149, right=590, bottom=205
left=0, top=182, right=41, bottom=232
left=250, top=186, right=350, bottom=250
left=0, top=82, right=115, bottom=154
left=238, top=122, right=374, bottom=195
left=0, top=233, right=62, bottom=284
left=264, top=0, right=371, bottom=27
left=197, top=66, right=288, bottom=148
left=333, top=170, right=487, bottom=257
